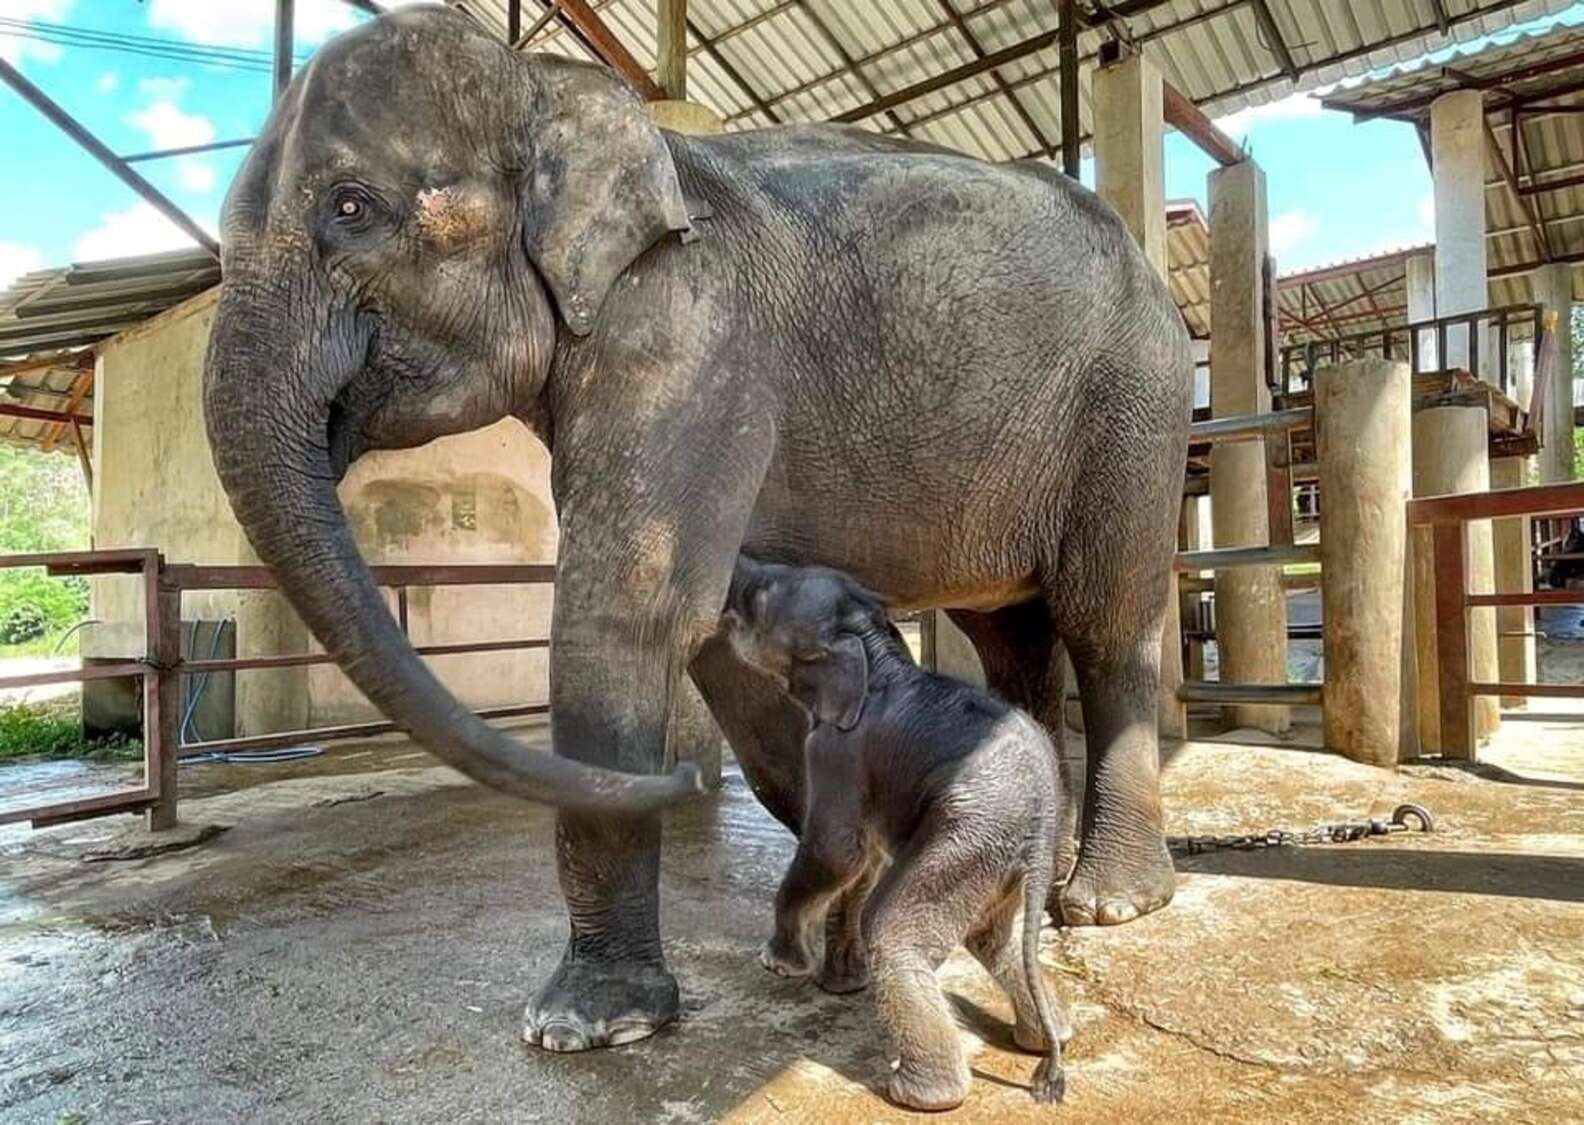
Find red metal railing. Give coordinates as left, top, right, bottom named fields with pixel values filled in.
left=1411, top=481, right=1584, bottom=759
left=0, top=551, right=554, bottom=830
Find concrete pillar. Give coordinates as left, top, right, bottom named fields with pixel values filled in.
left=1491, top=456, right=1536, bottom=709
left=1535, top=263, right=1576, bottom=483
left=1209, top=159, right=1289, bottom=733
left=1094, top=52, right=1166, bottom=274
left=1180, top=496, right=1209, bottom=682
left=1406, top=252, right=1437, bottom=372
left=649, top=100, right=723, bottom=135
left=1094, top=48, right=1182, bottom=739
left=1411, top=406, right=1501, bottom=749
left=1431, top=90, right=1491, bottom=374
left=922, top=611, right=985, bottom=686
left=1316, top=360, right=1411, bottom=766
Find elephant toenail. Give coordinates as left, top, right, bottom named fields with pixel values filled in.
left=607, top=1020, right=657, bottom=1046
left=538, top=1021, right=593, bottom=1052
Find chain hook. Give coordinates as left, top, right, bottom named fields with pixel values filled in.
left=1390, top=803, right=1435, bottom=833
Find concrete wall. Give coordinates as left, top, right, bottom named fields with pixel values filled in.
left=90, top=288, right=557, bottom=738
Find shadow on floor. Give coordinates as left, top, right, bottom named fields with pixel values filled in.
left=1402, top=756, right=1584, bottom=792
left=1177, top=847, right=1584, bottom=903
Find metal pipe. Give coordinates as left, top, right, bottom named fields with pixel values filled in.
left=1179, top=680, right=1323, bottom=706
left=121, top=137, right=255, bottom=163
left=274, top=0, right=295, bottom=100
left=1058, top=0, right=1080, bottom=177
left=1174, top=543, right=1322, bottom=571
left=0, top=58, right=220, bottom=260
left=1190, top=407, right=1312, bottom=443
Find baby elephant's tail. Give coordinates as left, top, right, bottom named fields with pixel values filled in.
left=1023, top=828, right=1067, bottom=1105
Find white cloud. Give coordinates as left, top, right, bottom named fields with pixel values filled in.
left=145, top=0, right=359, bottom=49
left=0, top=0, right=74, bottom=67
left=73, top=203, right=217, bottom=263
left=1217, top=92, right=1326, bottom=143
left=1269, top=209, right=1320, bottom=258
left=95, top=71, right=118, bottom=93
left=0, top=242, right=45, bottom=292
left=127, top=98, right=216, bottom=150
left=124, top=82, right=218, bottom=194
left=178, top=159, right=216, bottom=193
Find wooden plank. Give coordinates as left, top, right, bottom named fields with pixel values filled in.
left=1266, top=428, right=1294, bottom=549
left=1412, top=481, right=1584, bottom=524
left=0, top=789, right=156, bottom=828
left=1178, top=681, right=1323, bottom=706
left=146, top=566, right=181, bottom=830
left=40, top=368, right=94, bottom=452
left=1469, top=682, right=1584, bottom=698
left=555, top=0, right=665, bottom=100
left=0, top=661, right=146, bottom=691
left=1466, top=590, right=1584, bottom=607
left=1432, top=521, right=1474, bottom=761
left=1161, top=79, right=1245, bottom=167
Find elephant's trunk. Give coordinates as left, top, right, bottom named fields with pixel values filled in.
left=202, top=280, right=700, bottom=815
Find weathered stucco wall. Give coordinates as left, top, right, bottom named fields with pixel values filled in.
left=90, top=288, right=557, bottom=738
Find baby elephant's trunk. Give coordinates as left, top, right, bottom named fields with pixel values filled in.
left=1023, top=830, right=1067, bottom=1104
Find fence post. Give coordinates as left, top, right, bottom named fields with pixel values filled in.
left=1316, top=360, right=1412, bottom=766
left=145, top=555, right=182, bottom=830
left=1432, top=521, right=1476, bottom=760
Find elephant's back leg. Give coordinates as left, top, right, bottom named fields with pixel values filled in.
left=689, top=633, right=809, bottom=833
left=947, top=602, right=1077, bottom=887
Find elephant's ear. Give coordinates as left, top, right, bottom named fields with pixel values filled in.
left=796, top=635, right=869, bottom=732
left=518, top=58, right=693, bottom=336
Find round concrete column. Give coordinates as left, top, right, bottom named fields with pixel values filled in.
left=1316, top=360, right=1412, bottom=766
left=1210, top=441, right=1290, bottom=733
left=1411, top=406, right=1501, bottom=749
left=1491, top=455, right=1536, bottom=709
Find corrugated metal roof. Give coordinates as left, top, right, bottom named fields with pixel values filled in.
left=0, top=350, right=94, bottom=455
left=450, top=0, right=1575, bottom=161
left=0, top=248, right=219, bottom=361
left=1318, top=17, right=1584, bottom=334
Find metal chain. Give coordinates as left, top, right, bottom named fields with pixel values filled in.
left=1168, top=803, right=1435, bottom=857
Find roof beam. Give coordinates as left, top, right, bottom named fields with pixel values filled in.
left=1248, top=0, right=1299, bottom=83
left=795, top=2, right=912, bottom=136
left=40, top=368, right=95, bottom=453
left=1485, top=115, right=1552, bottom=261
left=1161, top=78, right=1246, bottom=166
left=1058, top=0, right=1080, bottom=175
left=554, top=0, right=665, bottom=100
left=1279, top=246, right=1432, bottom=286
left=833, top=25, right=1063, bottom=125
left=0, top=403, right=92, bottom=428
left=657, top=0, right=686, bottom=100
left=687, top=15, right=781, bottom=123
left=1326, top=48, right=1584, bottom=121
left=0, top=59, right=220, bottom=261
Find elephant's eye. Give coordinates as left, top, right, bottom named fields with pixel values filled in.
left=329, top=185, right=376, bottom=227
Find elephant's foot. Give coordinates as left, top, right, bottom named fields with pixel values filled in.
left=523, top=956, right=679, bottom=1052
left=815, top=941, right=870, bottom=995
left=1055, top=823, right=1175, bottom=927
left=887, top=1057, right=971, bottom=1113
left=760, top=938, right=814, bottom=979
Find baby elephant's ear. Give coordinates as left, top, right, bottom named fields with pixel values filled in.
left=809, top=635, right=869, bottom=731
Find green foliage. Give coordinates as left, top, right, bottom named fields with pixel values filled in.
left=0, top=701, right=140, bottom=762
left=0, top=444, right=91, bottom=640
left=0, top=603, right=47, bottom=644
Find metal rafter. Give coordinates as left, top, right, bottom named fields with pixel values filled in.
left=934, top=0, right=1056, bottom=159
left=273, top=0, right=294, bottom=99
left=1058, top=0, right=1080, bottom=175
left=551, top=0, right=665, bottom=100
left=0, top=58, right=220, bottom=261
left=658, top=0, right=686, bottom=101
left=1485, top=114, right=1553, bottom=262
left=688, top=15, right=781, bottom=123
left=792, top=1, right=911, bottom=136
left=1248, top=0, right=1298, bottom=82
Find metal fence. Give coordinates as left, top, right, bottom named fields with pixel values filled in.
left=0, top=550, right=553, bottom=830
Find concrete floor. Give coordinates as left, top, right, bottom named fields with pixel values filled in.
left=3, top=711, right=1582, bottom=1125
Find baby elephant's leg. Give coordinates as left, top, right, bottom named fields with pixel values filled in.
left=864, top=828, right=1000, bottom=1112
left=764, top=839, right=859, bottom=978
left=965, top=888, right=1073, bottom=1052
left=818, top=858, right=880, bottom=994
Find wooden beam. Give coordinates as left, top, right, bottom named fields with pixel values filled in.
left=795, top=1, right=911, bottom=136
left=1485, top=116, right=1552, bottom=262
left=554, top=0, right=665, bottom=101
left=833, top=25, right=1062, bottom=124
left=657, top=0, right=687, bottom=101
left=70, top=418, right=93, bottom=492
left=0, top=402, right=92, bottom=427
left=40, top=367, right=95, bottom=453
left=1428, top=0, right=1450, bottom=33
left=1162, top=79, right=1246, bottom=166
left=1248, top=0, right=1298, bottom=83
left=1058, top=0, right=1080, bottom=176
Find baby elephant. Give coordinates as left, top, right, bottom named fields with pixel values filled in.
left=723, top=556, right=1071, bottom=1111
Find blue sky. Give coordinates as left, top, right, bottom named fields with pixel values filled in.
left=1, top=1, right=1581, bottom=290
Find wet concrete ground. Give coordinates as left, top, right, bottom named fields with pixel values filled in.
left=3, top=709, right=1582, bottom=1125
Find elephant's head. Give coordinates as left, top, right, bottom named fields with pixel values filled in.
left=723, top=558, right=894, bottom=732
left=202, top=6, right=699, bottom=813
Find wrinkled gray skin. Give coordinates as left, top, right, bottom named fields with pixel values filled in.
left=202, top=7, right=1191, bottom=1053
left=724, top=557, right=1069, bottom=1110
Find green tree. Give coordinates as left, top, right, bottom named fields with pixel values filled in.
left=0, top=445, right=91, bottom=638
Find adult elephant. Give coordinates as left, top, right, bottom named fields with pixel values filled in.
left=204, top=8, right=1191, bottom=1052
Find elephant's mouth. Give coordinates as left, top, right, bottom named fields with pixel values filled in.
left=326, top=398, right=367, bottom=481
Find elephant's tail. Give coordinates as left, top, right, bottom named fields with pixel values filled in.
left=1023, top=822, right=1066, bottom=1105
